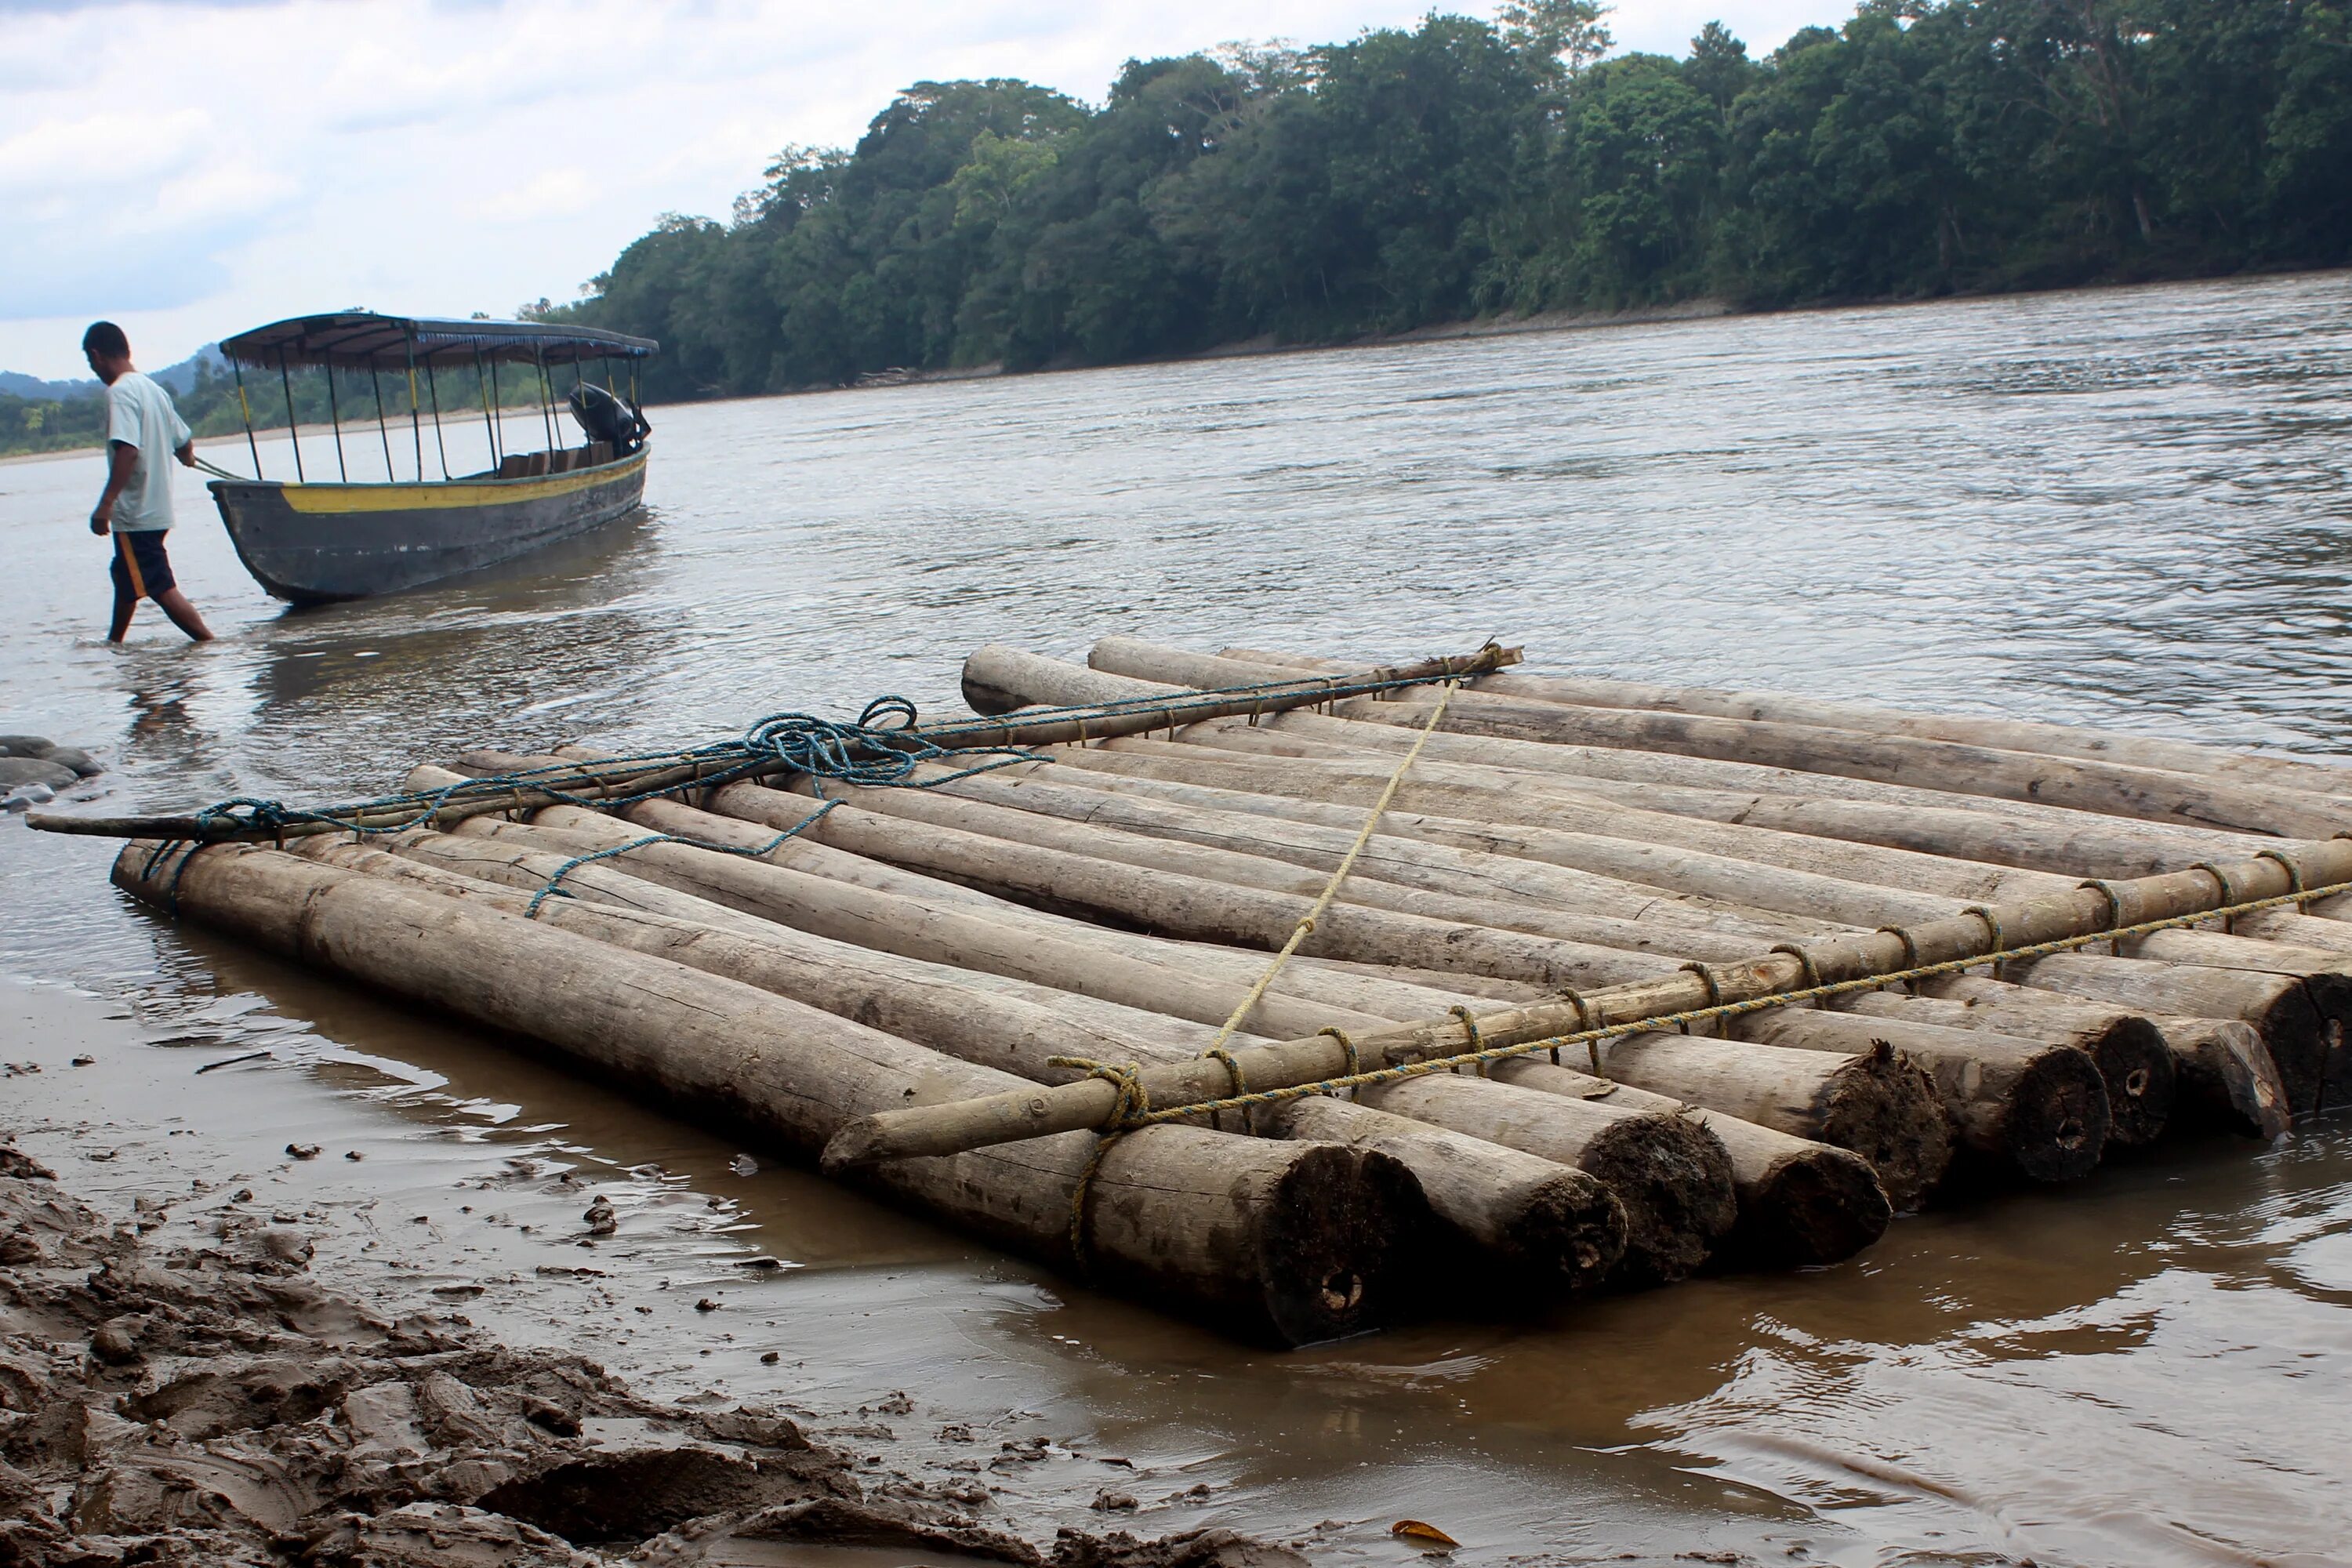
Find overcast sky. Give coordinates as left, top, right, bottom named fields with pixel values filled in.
left=2, top=0, right=1829, bottom=380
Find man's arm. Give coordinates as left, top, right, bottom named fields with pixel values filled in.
left=176, top=440, right=197, bottom=468
left=90, top=441, right=138, bottom=535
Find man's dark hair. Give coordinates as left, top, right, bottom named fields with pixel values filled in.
left=82, top=321, right=130, bottom=358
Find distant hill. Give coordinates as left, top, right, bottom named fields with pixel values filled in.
left=0, top=347, right=224, bottom=402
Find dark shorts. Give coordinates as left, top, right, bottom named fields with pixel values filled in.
left=110, top=530, right=176, bottom=600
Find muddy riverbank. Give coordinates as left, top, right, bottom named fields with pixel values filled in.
left=0, top=1030, right=1308, bottom=1566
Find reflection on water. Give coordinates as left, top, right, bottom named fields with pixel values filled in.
left=5, top=270, right=2352, bottom=1565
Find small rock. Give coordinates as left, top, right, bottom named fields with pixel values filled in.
left=728, top=1153, right=760, bottom=1176
left=286, top=1143, right=321, bottom=1160
left=760, top=1351, right=781, bottom=1364
left=70, top=1054, right=94, bottom=1066
left=344, top=1150, right=364, bottom=1161
left=695, top=1298, right=720, bottom=1312
left=90, top=1323, right=140, bottom=1364
left=5, top=782, right=53, bottom=809
left=0, top=735, right=53, bottom=758
left=1090, top=1490, right=1138, bottom=1512
left=42, top=746, right=100, bottom=778
left=230, top=1188, right=254, bottom=1203
left=0, top=757, right=74, bottom=790
left=583, top=1196, right=618, bottom=1236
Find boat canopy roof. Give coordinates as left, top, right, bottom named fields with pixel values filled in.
left=219, top=312, right=659, bottom=370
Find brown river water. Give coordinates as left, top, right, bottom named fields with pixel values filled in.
left=5, top=271, right=2352, bottom=1566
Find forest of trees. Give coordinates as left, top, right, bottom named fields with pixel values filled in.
left=556, top=0, right=2352, bottom=400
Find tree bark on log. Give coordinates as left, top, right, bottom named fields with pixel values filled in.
left=1729, top=1009, right=2108, bottom=1184
left=1351, top=1074, right=1737, bottom=1284
left=1265, top=1098, right=1626, bottom=1298
left=1834, top=989, right=2174, bottom=1146
left=1065, top=641, right=2341, bottom=837
left=110, top=842, right=1432, bottom=1346
left=1578, top=1033, right=1951, bottom=1209
left=1485, top=1058, right=1889, bottom=1266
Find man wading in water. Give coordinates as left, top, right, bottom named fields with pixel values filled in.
left=83, top=321, right=213, bottom=643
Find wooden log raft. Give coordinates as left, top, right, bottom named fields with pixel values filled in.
left=1729, top=1010, right=2110, bottom=1185
left=1486, top=1058, right=1889, bottom=1265
left=111, top=842, right=1434, bottom=1346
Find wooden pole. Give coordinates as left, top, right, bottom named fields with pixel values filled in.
left=110, top=842, right=1433, bottom=1346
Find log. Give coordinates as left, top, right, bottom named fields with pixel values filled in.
left=1266, top=1098, right=1626, bottom=1297
left=1582, top=1033, right=1951, bottom=1209
left=1485, top=1058, right=1890, bottom=1266
left=1835, top=990, right=2174, bottom=1146
left=2120, top=930, right=2352, bottom=1108
left=1352, top=1074, right=1737, bottom=1284
left=1888, top=975, right=2286, bottom=1140
left=111, top=842, right=1432, bottom=1346
left=1730, top=1009, right=2108, bottom=1184
left=1069, top=641, right=2342, bottom=837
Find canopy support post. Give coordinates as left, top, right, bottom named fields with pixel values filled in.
left=404, top=336, right=423, bottom=482
left=368, top=363, right=394, bottom=481
left=426, top=361, right=451, bottom=480
left=535, top=348, right=555, bottom=452
left=477, top=354, right=500, bottom=468
left=279, top=350, right=304, bottom=484
left=231, top=361, right=262, bottom=480
left=325, top=365, right=349, bottom=482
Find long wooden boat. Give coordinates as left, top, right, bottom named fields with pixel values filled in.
left=207, top=312, right=659, bottom=604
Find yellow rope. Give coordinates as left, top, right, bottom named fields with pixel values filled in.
left=1196, top=680, right=1460, bottom=1060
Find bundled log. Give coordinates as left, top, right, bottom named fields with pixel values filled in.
left=1835, top=989, right=2175, bottom=1146
left=1486, top=1058, right=1890, bottom=1265
left=2002, top=952, right=2333, bottom=1117
left=1265, top=1098, right=1627, bottom=1298
left=1053, top=641, right=2342, bottom=837
left=1729, top=1009, right=2109, bottom=1184
left=290, top=834, right=1243, bottom=1068
left=1907, top=974, right=2287, bottom=1138
left=1351, top=1074, right=1737, bottom=1284
left=1580, top=1033, right=1951, bottom=1209
left=111, top=842, right=1432, bottom=1346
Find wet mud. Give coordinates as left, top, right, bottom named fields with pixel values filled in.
left=0, top=1134, right=1301, bottom=1568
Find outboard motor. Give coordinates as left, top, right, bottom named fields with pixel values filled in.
left=568, top=381, right=652, bottom=455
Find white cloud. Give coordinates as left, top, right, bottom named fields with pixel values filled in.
left=0, top=0, right=1835, bottom=378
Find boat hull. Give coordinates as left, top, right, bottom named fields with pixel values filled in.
left=209, top=449, right=648, bottom=604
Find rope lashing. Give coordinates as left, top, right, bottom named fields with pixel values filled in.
left=2078, top=879, right=2132, bottom=954
left=1556, top=989, right=1601, bottom=1073
left=1446, top=1005, right=1485, bottom=1075
left=2252, top=848, right=2310, bottom=903
left=1194, top=682, right=1460, bottom=1062
left=1042, top=1058, right=1152, bottom=1281
left=1317, top=1027, right=1362, bottom=1100
left=1676, top=962, right=1724, bottom=1033
left=1875, top=924, right=1924, bottom=991
left=1068, top=876, right=2352, bottom=1133
left=1769, top=943, right=1827, bottom=1006
left=1960, top=906, right=2007, bottom=977
left=2190, top=862, right=2241, bottom=933
left=1202, top=1047, right=1249, bottom=1131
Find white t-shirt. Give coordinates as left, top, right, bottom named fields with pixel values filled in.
left=105, top=371, right=192, bottom=532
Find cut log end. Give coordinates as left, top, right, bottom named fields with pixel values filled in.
left=1987, top=1048, right=2112, bottom=1185
left=1247, top=1145, right=1431, bottom=1346
left=2085, top=1016, right=2177, bottom=1147
left=1816, top=1048, right=1955, bottom=1212
left=1494, top=1171, right=1630, bottom=1295
left=1739, top=1147, right=1892, bottom=1267
left=1576, top=1115, right=1738, bottom=1286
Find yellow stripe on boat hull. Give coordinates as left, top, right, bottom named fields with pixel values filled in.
left=278, top=449, right=648, bottom=514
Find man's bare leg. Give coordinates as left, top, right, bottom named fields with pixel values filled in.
left=154, top=587, right=214, bottom=642
left=107, top=584, right=137, bottom=643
